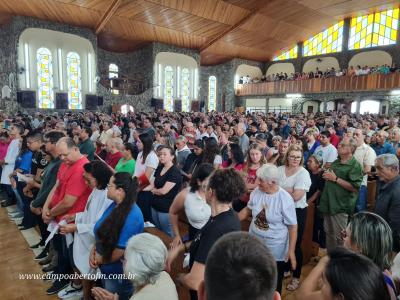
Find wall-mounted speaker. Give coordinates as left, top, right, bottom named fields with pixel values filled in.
left=86, top=94, right=98, bottom=110
left=97, top=96, right=103, bottom=106
left=17, top=91, right=36, bottom=108
left=55, top=93, right=68, bottom=109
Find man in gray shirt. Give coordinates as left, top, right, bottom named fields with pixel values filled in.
left=237, top=122, right=249, bottom=155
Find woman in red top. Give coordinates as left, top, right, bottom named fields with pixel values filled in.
left=222, top=143, right=244, bottom=171
left=233, top=143, right=266, bottom=212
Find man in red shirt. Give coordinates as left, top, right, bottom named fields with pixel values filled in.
left=105, top=138, right=123, bottom=169
left=326, top=124, right=340, bottom=148
left=42, top=137, right=91, bottom=295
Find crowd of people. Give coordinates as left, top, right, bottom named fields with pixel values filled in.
left=1, top=108, right=400, bottom=300
left=239, top=63, right=399, bottom=84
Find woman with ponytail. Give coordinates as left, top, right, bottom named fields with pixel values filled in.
left=90, top=172, right=144, bottom=300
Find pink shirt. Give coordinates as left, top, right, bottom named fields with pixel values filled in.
left=0, top=142, right=10, bottom=160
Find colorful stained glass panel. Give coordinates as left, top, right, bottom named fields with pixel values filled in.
left=303, top=21, right=344, bottom=56
left=208, top=76, right=217, bottom=112
left=164, top=66, right=174, bottom=112
left=181, top=68, right=190, bottom=112
left=37, top=48, right=53, bottom=108
left=273, top=45, right=298, bottom=61
left=67, top=52, right=82, bottom=109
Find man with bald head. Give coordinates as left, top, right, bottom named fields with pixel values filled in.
left=237, top=122, right=249, bottom=155
left=41, top=137, right=91, bottom=294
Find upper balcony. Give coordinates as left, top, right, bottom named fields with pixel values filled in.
left=235, top=73, right=400, bottom=96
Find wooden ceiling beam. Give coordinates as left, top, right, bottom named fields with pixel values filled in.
left=95, top=0, right=123, bottom=35
left=199, top=8, right=258, bottom=52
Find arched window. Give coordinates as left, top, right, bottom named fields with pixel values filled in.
left=37, top=47, right=53, bottom=108
left=164, top=66, right=174, bottom=112
left=181, top=68, right=190, bottom=112
left=109, top=63, right=119, bottom=95
left=121, top=104, right=134, bottom=114
left=208, top=76, right=217, bottom=111
left=66, top=52, right=82, bottom=109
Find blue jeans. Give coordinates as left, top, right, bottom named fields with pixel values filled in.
left=355, top=185, right=367, bottom=212
left=151, top=208, right=173, bottom=237
left=102, top=278, right=133, bottom=300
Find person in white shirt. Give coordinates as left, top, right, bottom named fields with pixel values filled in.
left=58, top=161, right=113, bottom=300
left=99, top=121, right=114, bottom=145
left=206, top=124, right=218, bottom=141
left=353, top=129, right=376, bottom=212
left=196, top=123, right=209, bottom=140
left=90, top=123, right=100, bottom=143
left=277, top=145, right=311, bottom=291
left=0, top=123, right=22, bottom=207
left=314, top=131, right=338, bottom=168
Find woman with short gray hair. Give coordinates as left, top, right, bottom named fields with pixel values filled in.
left=239, top=163, right=297, bottom=293
left=92, top=233, right=178, bottom=300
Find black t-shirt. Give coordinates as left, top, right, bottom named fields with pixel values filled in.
left=31, top=151, right=48, bottom=176
left=150, top=165, right=182, bottom=213
left=307, top=171, right=325, bottom=205
left=189, top=209, right=241, bottom=268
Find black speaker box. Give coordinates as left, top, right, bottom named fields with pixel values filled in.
left=17, top=91, right=36, bottom=108
left=97, top=96, right=103, bottom=106
left=55, top=93, right=68, bottom=109
left=86, top=94, right=98, bottom=110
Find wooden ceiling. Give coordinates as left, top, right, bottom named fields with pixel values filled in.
left=0, top=0, right=398, bottom=65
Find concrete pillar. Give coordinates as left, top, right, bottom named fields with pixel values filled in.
left=266, top=97, right=269, bottom=113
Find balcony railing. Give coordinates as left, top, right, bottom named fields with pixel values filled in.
left=235, top=73, right=400, bottom=96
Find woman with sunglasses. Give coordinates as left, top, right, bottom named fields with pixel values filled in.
left=277, top=144, right=311, bottom=291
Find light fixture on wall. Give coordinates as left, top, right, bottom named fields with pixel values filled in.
left=286, top=93, right=303, bottom=98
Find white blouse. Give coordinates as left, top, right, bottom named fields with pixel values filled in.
left=184, top=188, right=211, bottom=229
left=73, top=188, right=113, bottom=274
left=277, top=166, right=311, bottom=209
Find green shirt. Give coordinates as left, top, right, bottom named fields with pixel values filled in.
left=78, top=138, right=95, bottom=161
left=31, top=158, right=62, bottom=208
left=319, top=156, right=363, bottom=215
left=115, top=158, right=136, bottom=176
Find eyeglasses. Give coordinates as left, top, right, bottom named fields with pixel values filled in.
left=288, top=155, right=302, bottom=160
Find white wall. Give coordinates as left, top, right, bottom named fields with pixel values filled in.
left=18, top=28, right=96, bottom=107
left=302, top=100, right=320, bottom=114
left=349, top=50, right=392, bottom=68
left=246, top=98, right=266, bottom=107
left=267, top=63, right=295, bottom=76
left=326, top=101, right=335, bottom=112
left=303, top=57, right=339, bottom=73
left=236, top=64, right=262, bottom=79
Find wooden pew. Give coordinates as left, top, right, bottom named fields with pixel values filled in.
left=367, top=180, right=377, bottom=211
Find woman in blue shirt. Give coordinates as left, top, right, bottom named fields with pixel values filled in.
left=91, top=172, right=144, bottom=300
left=9, top=136, right=32, bottom=224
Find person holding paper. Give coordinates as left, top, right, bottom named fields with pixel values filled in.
left=41, top=137, right=92, bottom=295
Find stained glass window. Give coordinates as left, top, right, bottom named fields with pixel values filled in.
left=208, top=76, right=217, bottom=112
left=37, top=47, right=53, bottom=108
left=164, top=66, right=174, bottom=112
left=372, top=8, right=399, bottom=46
left=109, top=63, right=119, bottom=95
left=349, top=8, right=399, bottom=49
left=303, top=21, right=344, bottom=56
left=181, top=68, right=190, bottom=112
left=273, top=45, right=298, bottom=61
left=67, top=52, right=82, bottom=109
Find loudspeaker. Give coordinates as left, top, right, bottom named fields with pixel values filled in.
left=55, top=93, right=68, bottom=109
left=86, top=94, right=98, bottom=110
left=17, top=91, right=36, bottom=108
left=174, top=100, right=182, bottom=112
left=97, top=96, right=103, bottom=106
